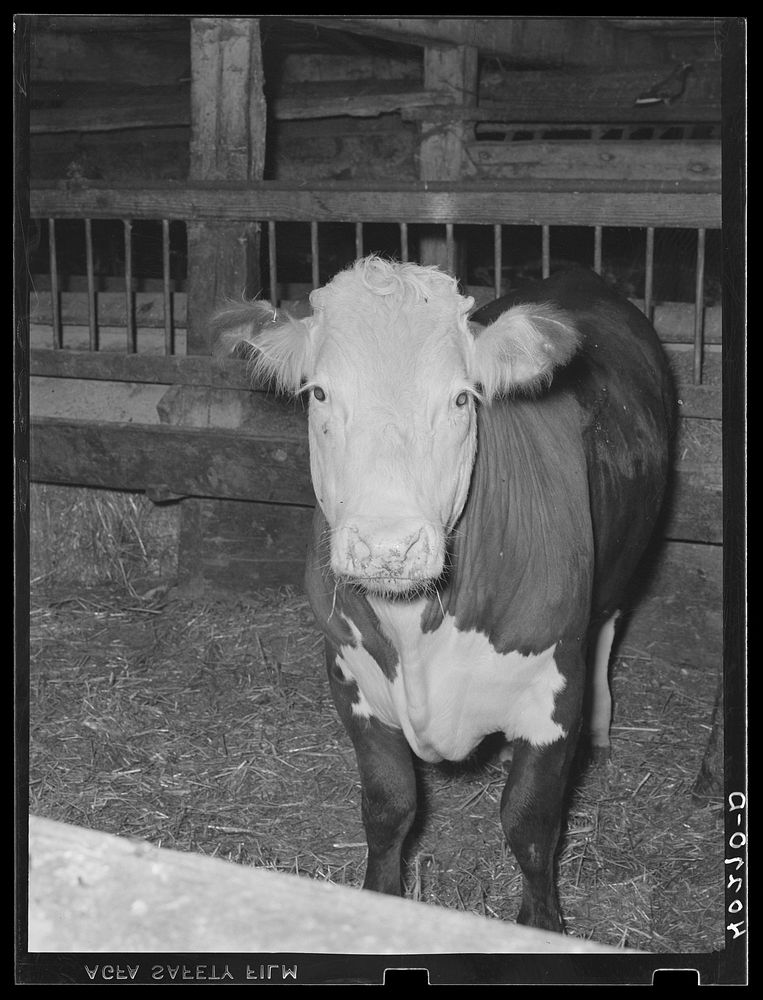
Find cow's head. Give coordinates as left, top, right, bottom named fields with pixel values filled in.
left=215, top=256, right=580, bottom=596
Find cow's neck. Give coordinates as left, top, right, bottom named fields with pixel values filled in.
left=428, top=393, right=594, bottom=655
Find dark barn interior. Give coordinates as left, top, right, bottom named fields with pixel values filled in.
left=18, top=15, right=744, bottom=981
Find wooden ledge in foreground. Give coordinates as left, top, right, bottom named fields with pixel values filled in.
left=27, top=815, right=635, bottom=955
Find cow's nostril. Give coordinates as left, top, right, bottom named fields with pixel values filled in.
left=349, top=535, right=372, bottom=566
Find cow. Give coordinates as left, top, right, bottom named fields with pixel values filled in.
left=214, top=256, right=674, bottom=933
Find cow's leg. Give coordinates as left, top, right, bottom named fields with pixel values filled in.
left=326, top=641, right=417, bottom=895
left=500, top=731, right=580, bottom=932
left=588, top=611, right=620, bottom=762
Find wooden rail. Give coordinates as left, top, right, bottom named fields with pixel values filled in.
left=30, top=179, right=721, bottom=228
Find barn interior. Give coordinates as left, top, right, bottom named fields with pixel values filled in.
left=19, top=16, right=744, bottom=973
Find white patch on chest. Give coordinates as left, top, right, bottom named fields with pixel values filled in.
left=335, top=597, right=567, bottom=763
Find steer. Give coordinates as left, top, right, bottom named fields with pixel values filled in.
left=214, top=256, right=674, bottom=932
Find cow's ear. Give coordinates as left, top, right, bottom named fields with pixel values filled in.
left=469, top=302, right=581, bottom=397
left=212, top=300, right=316, bottom=394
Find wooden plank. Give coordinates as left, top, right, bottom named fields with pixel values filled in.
left=30, top=84, right=189, bottom=134
left=28, top=815, right=628, bottom=956
left=293, top=17, right=667, bottom=68
left=30, top=411, right=722, bottom=544
left=31, top=350, right=252, bottom=389
left=30, top=417, right=314, bottom=506
left=30, top=181, right=722, bottom=228
left=622, top=539, right=722, bottom=672
left=664, top=467, right=722, bottom=544
left=675, top=385, right=722, bottom=421
left=466, top=140, right=720, bottom=183
left=29, top=350, right=723, bottom=421
left=30, top=291, right=187, bottom=329
left=410, top=61, right=722, bottom=124
left=30, top=24, right=189, bottom=87
left=177, top=498, right=313, bottom=595
left=272, top=85, right=456, bottom=121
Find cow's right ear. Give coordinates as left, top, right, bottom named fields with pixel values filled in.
left=212, top=300, right=317, bottom=394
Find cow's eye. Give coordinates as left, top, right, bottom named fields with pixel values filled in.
left=455, top=391, right=470, bottom=407
left=312, top=386, right=327, bottom=402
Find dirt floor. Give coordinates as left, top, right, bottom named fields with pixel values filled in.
left=28, top=575, right=724, bottom=955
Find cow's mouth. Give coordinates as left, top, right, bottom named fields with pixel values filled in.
left=343, top=572, right=438, bottom=599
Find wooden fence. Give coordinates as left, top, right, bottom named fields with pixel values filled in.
left=28, top=178, right=722, bottom=612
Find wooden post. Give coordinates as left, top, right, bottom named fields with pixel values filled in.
left=187, top=17, right=267, bottom=354
left=180, top=18, right=268, bottom=596
left=418, top=45, right=477, bottom=272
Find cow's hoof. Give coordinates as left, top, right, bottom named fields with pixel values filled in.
left=590, top=744, right=612, bottom=765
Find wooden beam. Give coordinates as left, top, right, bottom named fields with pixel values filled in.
left=187, top=18, right=266, bottom=354
left=405, top=62, right=722, bottom=125
left=30, top=84, right=189, bottom=134
left=30, top=80, right=453, bottom=134
left=272, top=86, right=454, bottom=120
left=30, top=410, right=722, bottom=544
left=31, top=417, right=314, bottom=505
left=466, top=140, right=720, bottom=183
left=292, top=17, right=668, bottom=68
left=28, top=348, right=723, bottom=421
left=30, top=181, right=722, bottom=228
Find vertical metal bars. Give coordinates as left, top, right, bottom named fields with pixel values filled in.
left=693, top=228, right=707, bottom=385
left=644, top=227, right=655, bottom=320
left=162, top=219, right=173, bottom=355
left=310, top=220, right=320, bottom=290
left=445, top=223, right=455, bottom=275
left=84, top=218, right=97, bottom=351
left=355, top=222, right=364, bottom=261
left=268, top=221, right=278, bottom=306
left=593, top=226, right=603, bottom=275
left=48, top=218, right=62, bottom=349
left=541, top=225, right=550, bottom=279
left=493, top=224, right=502, bottom=299
left=399, top=222, right=408, bottom=263
left=123, top=219, right=135, bottom=353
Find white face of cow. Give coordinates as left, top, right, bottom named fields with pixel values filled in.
left=216, top=257, right=581, bottom=597
left=305, top=277, right=478, bottom=594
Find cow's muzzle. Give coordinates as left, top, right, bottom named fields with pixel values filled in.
left=332, top=519, right=444, bottom=595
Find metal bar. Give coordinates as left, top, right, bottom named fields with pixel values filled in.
left=644, top=227, right=655, bottom=320
left=48, top=218, right=62, bottom=349
left=162, top=219, right=172, bottom=356
left=123, top=219, right=135, bottom=353
left=268, top=221, right=277, bottom=305
left=693, top=227, right=707, bottom=385
left=355, top=221, right=364, bottom=260
left=84, top=218, right=97, bottom=351
left=445, top=223, right=455, bottom=274
left=399, top=222, right=409, bottom=262
left=493, top=224, right=502, bottom=299
left=593, top=226, right=603, bottom=275
left=542, top=225, right=550, bottom=279
left=310, top=220, right=320, bottom=290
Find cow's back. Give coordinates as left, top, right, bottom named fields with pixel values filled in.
left=470, top=268, right=675, bottom=627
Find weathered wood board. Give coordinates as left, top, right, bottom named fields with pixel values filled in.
left=27, top=815, right=631, bottom=955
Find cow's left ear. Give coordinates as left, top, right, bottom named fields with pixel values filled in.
left=468, top=302, right=581, bottom=397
